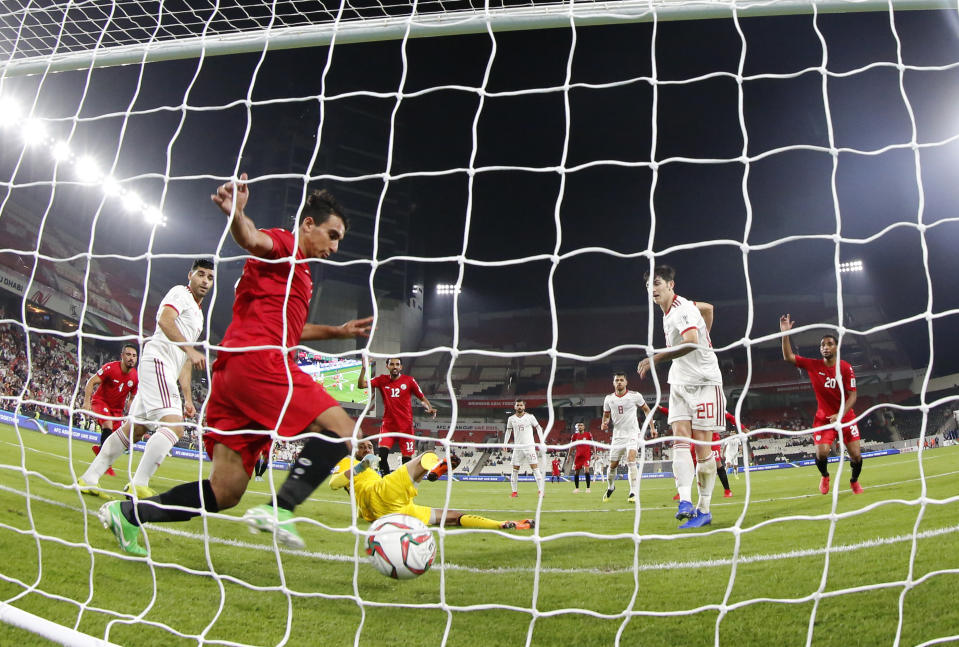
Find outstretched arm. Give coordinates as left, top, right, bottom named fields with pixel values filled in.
left=780, top=314, right=797, bottom=365
left=301, top=317, right=373, bottom=341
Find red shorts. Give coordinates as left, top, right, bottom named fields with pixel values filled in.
left=90, top=399, right=124, bottom=430
left=688, top=432, right=723, bottom=462
left=812, top=415, right=860, bottom=446
left=203, top=351, right=339, bottom=476
left=378, top=429, right=417, bottom=456
left=574, top=453, right=591, bottom=470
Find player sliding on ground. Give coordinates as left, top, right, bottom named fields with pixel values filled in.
left=98, top=175, right=372, bottom=556
left=780, top=315, right=864, bottom=495
left=601, top=372, right=654, bottom=503
left=78, top=259, right=213, bottom=499
left=638, top=265, right=725, bottom=529
left=329, top=440, right=533, bottom=530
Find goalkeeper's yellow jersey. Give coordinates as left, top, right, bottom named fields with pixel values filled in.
left=333, top=457, right=381, bottom=491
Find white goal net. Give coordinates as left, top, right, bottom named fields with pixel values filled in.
left=2, top=0, right=959, bottom=645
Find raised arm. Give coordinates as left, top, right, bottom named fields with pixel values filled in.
left=157, top=305, right=205, bottom=370
left=211, top=172, right=274, bottom=258
left=780, top=314, right=797, bottom=365
left=357, top=362, right=368, bottom=390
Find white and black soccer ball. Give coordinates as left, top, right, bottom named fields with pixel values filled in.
left=365, top=513, right=436, bottom=580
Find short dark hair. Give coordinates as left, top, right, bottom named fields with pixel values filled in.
left=515, top=399, right=525, bottom=405
left=387, top=357, right=402, bottom=364
left=300, top=189, right=348, bottom=231
left=821, top=334, right=839, bottom=345
left=121, top=343, right=138, bottom=354
left=192, top=259, right=214, bottom=272
left=614, top=371, right=627, bottom=379
left=643, top=264, right=676, bottom=284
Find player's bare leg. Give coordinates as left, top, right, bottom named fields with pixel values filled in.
left=816, top=443, right=831, bottom=494
left=847, top=439, right=864, bottom=494
left=672, top=420, right=696, bottom=519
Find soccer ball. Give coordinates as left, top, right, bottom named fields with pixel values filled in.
left=365, top=513, right=436, bottom=580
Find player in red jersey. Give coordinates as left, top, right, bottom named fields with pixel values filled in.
left=99, top=174, right=373, bottom=556
left=780, top=315, right=863, bottom=495
left=568, top=420, right=593, bottom=493
left=359, top=357, right=436, bottom=476
left=550, top=456, right=561, bottom=483
left=83, top=344, right=139, bottom=476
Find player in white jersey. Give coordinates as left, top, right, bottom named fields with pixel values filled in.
left=601, top=372, right=654, bottom=503
left=638, top=265, right=724, bottom=529
left=78, top=260, right=214, bottom=499
left=503, top=399, right=547, bottom=497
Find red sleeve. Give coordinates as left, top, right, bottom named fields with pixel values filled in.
left=793, top=354, right=815, bottom=371
left=658, top=406, right=669, bottom=416
left=262, top=228, right=294, bottom=260
left=409, top=377, right=425, bottom=400
left=724, top=412, right=738, bottom=426
left=369, top=375, right=388, bottom=389
left=842, top=361, right=857, bottom=391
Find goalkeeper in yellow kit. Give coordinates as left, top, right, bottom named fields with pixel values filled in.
left=331, top=440, right=533, bottom=530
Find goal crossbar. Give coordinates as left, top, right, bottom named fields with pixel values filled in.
left=1, top=0, right=952, bottom=78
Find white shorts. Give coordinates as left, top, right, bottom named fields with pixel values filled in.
left=609, top=437, right=638, bottom=463
left=667, top=384, right=726, bottom=433
left=128, top=356, right=182, bottom=431
left=511, top=446, right=540, bottom=468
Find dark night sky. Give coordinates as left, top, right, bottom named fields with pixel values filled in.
left=2, top=8, right=958, bottom=372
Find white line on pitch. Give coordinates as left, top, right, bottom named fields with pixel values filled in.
left=2, top=483, right=958, bottom=576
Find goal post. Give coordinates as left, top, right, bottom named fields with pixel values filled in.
left=1, top=0, right=954, bottom=77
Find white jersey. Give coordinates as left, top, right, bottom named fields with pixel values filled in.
left=505, top=413, right=543, bottom=447
left=141, top=285, right=204, bottom=373
left=603, top=390, right=647, bottom=440
left=662, top=295, right=722, bottom=386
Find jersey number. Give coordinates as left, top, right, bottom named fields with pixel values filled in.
left=117, top=383, right=124, bottom=393
left=389, top=387, right=401, bottom=398
left=824, top=377, right=837, bottom=389
left=696, top=402, right=715, bottom=419
left=617, top=406, right=624, bottom=415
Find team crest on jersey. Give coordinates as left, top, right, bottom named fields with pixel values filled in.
left=127, top=380, right=134, bottom=387
left=400, top=384, right=407, bottom=390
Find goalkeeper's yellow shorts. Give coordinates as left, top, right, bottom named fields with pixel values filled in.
left=360, top=465, right=431, bottom=525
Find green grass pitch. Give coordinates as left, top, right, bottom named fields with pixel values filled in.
left=1, top=426, right=958, bottom=646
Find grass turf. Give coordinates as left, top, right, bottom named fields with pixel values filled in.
left=1, top=426, right=957, bottom=646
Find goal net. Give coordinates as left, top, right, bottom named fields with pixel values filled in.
left=2, top=0, right=959, bottom=645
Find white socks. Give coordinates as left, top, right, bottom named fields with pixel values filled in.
left=673, top=442, right=695, bottom=503
left=81, top=428, right=128, bottom=483
left=606, top=464, right=617, bottom=491
left=696, top=458, right=718, bottom=514
left=627, top=462, right=638, bottom=495
left=510, top=470, right=518, bottom=493
left=132, top=426, right=180, bottom=487
left=532, top=467, right=544, bottom=492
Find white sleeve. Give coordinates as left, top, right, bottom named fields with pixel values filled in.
left=603, top=396, right=611, bottom=413
left=158, top=287, right=189, bottom=320
left=633, top=391, right=647, bottom=408
left=504, top=418, right=513, bottom=445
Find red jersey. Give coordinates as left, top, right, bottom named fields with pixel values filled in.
left=794, top=354, right=857, bottom=422
left=92, top=361, right=138, bottom=410
left=370, top=373, right=425, bottom=432
left=551, top=458, right=561, bottom=474
left=571, top=430, right=593, bottom=457
left=221, top=229, right=312, bottom=353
